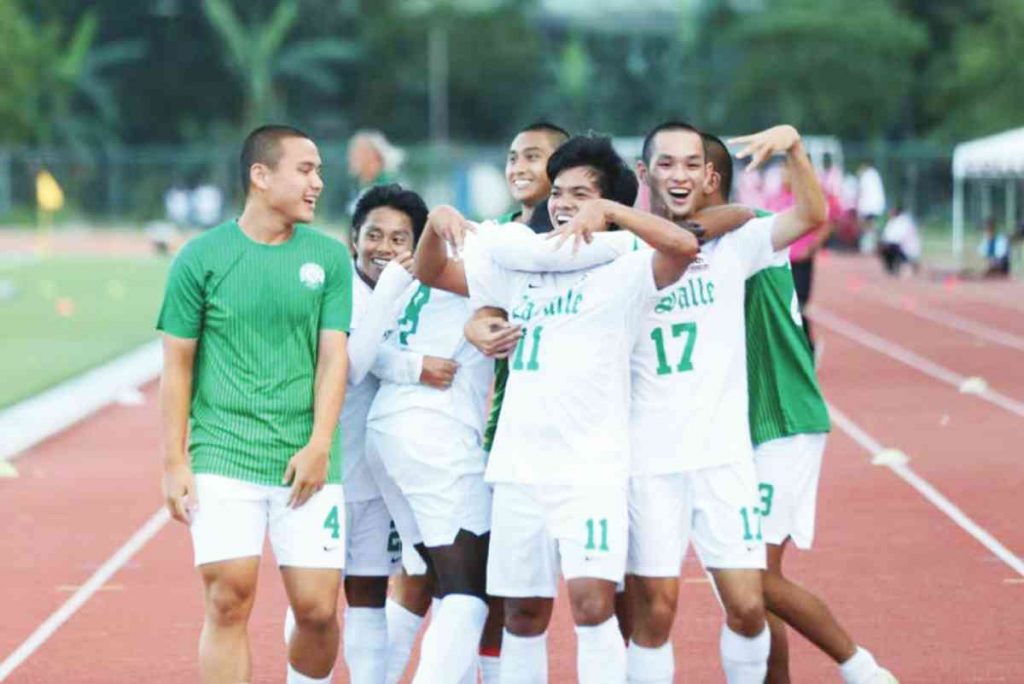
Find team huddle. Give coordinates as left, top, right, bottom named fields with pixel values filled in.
left=158, top=121, right=897, bottom=684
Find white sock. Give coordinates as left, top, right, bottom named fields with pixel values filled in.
left=344, top=606, right=388, bottom=684
left=287, top=664, right=332, bottom=684
left=459, top=657, right=479, bottom=684
left=412, top=594, right=489, bottom=684
left=480, top=654, right=501, bottom=684
left=626, top=640, right=674, bottom=683
left=840, top=647, right=881, bottom=684
left=385, top=598, right=425, bottom=684
left=576, top=616, right=626, bottom=684
left=719, top=625, right=770, bottom=684
left=499, top=631, right=547, bottom=684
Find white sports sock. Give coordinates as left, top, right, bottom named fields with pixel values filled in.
left=412, top=595, right=489, bottom=684
left=626, top=640, right=674, bottom=683
left=459, top=658, right=479, bottom=684
left=719, top=625, right=770, bottom=684
left=839, top=647, right=881, bottom=684
left=284, top=606, right=297, bottom=645
left=576, top=617, right=626, bottom=684
left=480, top=654, right=501, bottom=684
left=499, top=631, right=547, bottom=684
left=385, top=598, right=426, bottom=684
left=344, top=606, right=388, bottom=684
left=286, top=664, right=332, bottom=684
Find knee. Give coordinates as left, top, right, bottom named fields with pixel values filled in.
left=724, top=592, right=766, bottom=637
left=761, top=572, right=786, bottom=611
left=291, top=596, right=339, bottom=633
left=571, top=591, right=615, bottom=627
left=634, top=590, right=676, bottom=644
left=505, top=601, right=549, bottom=637
left=204, top=579, right=255, bottom=627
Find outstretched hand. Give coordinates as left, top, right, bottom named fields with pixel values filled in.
left=729, top=125, right=801, bottom=172
left=428, top=205, right=475, bottom=250
left=546, top=200, right=609, bottom=254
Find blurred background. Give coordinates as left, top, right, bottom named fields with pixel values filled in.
left=1, top=0, right=1022, bottom=408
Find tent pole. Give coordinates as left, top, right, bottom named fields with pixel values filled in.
left=1007, top=179, right=1017, bottom=232
left=952, top=176, right=964, bottom=266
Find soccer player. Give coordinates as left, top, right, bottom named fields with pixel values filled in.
left=528, top=123, right=826, bottom=683
left=158, top=125, right=351, bottom=684
left=415, top=133, right=702, bottom=684
left=363, top=220, right=496, bottom=684
left=336, top=184, right=456, bottom=683
left=702, top=134, right=897, bottom=684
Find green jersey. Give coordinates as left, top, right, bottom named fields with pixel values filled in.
left=157, top=221, right=353, bottom=485
left=745, top=212, right=830, bottom=446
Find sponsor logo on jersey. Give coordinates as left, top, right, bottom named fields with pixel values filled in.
left=300, top=262, right=326, bottom=289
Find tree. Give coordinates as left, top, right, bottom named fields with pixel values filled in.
left=721, top=0, right=926, bottom=139
left=201, top=0, right=360, bottom=129
left=928, top=0, right=1024, bottom=140
left=0, top=0, right=41, bottom=143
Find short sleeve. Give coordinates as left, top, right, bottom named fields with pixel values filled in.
left=722, top=215, right=776, bottom=278
left=156, top=243, right=204, bottom=339
left=320, top=245, right=353, bottom=332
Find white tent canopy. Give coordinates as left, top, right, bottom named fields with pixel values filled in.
left=951, top=126, right=1024, bottom=261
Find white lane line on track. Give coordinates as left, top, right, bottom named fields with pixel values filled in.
left=829, top=403, right=1024, bottom=578
left=0, top=507, right=170, bottom=681
left=812, top=308, right=1024, bottom=419
left=860, top=289, right=1024, bottom=353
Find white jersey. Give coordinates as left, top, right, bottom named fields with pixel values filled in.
left=466, top=237, right=657, bottom=486
left=630, top=215, right=776, bottom=474
left=342, top=264, right=421, bottom=502
left=366, top=281, right=493, bottom=437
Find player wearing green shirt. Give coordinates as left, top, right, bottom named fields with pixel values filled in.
left=159, top=125, right=352, bottom=684
left=703, top=134, right=897, bottom=684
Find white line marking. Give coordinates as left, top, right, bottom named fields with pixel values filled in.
left=863, top=291, right=1024, bottom=353
left=813, top=309, right=1024, bottom=418
left=0, top=507, right=170, bottom=681
left=0, top=340, right=162, bottom=461
left=829, top=403, right=1024, bottom=577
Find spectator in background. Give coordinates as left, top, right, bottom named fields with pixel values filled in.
left=856, top=162, right=886, bottom=251
left=765, top=160, right=830, bottom=355
left=191, top=180, right=224, bottom=229
left=878, top=205, right=921, bottom=276
left=978, top=217, right=1011, bottom=277
left=348, top=130, right=405, bottom=190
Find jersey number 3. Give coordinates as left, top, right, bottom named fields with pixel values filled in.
left=650, top=322, right=698, bottom=375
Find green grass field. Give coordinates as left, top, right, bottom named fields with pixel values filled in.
left=0, top=255, right=170, bottom=408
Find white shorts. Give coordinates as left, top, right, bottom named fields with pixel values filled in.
left=754, top=433, right=826, bottom=549
left=487, top=482, right=628, bottom=598
left=190, top=474, right=345, bottom=569
left=365, top=419, right=491, bottom=550
left=627, top=460, right=766, bottom=576
left=345, top=498, right=402, bottom=577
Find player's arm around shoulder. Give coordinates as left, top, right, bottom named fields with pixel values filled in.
left=730, top=125, right=827, bottom=251
left=599, top=199, right=700, bottom=289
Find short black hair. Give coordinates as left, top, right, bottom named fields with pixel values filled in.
left=641, top=121, right=704, bottom=165
left=702, top=132, right=733, bottom=200
left=239, top=124, right=311, bottom=196
left=546, top=134, right=638, bottom=207
left=520, top=121, right=571, bottom=145
left=351, top=183, right=428, bottom=245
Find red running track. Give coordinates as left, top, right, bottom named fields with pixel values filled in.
left=2, top=252, right=1023, bottom=682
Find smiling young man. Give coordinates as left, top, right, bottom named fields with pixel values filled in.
left=414, top=134, right=702, bottom=684
left=158, top=125, right=352, bottom=684
left=702, top=133, right=897, bottom=684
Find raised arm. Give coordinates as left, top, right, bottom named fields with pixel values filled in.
left=413, top=205, right=471, bottom=296
left=730, top=125, right=827, bottom=251
left=347, top=257, right=413, bottom=386
left=687, top=204, right=757, bottom=242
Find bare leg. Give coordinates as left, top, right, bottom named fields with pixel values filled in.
left=282, top=566, right=342, bottom=678
left=198, top=557, right=260, bottom=684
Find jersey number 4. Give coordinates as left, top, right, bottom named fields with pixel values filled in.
left=650, top=322, right=698, bottom=375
